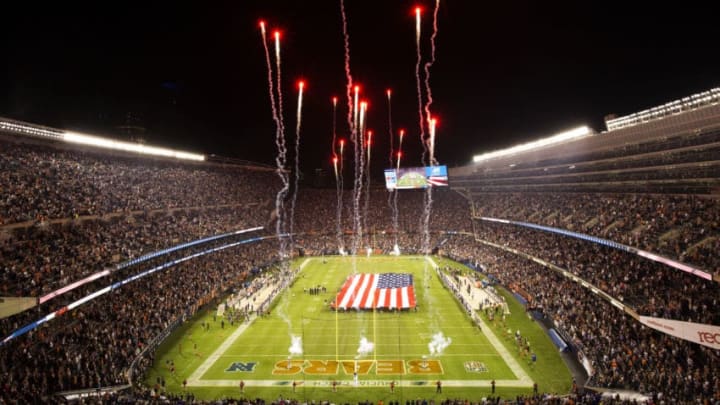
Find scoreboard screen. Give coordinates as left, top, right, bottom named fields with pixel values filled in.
left=384, top=165, right=448, bottom=190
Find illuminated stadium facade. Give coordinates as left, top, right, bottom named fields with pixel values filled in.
left=0, top=87, right=719, bottom=404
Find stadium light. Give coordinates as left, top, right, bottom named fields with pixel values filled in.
left=63, top=131, right=205, bottom=161
left=472, top=125, right=592, bottom=164
left=0, top=119, right=63, bottom=139
left=1, top=117, right=205, bottom=161
left=605, top=87, right=720, bottom=131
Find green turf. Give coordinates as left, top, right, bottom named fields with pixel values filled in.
left=144, top=256, right=572, bottom=402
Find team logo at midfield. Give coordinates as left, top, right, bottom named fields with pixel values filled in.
left=463, top=361, right=488, bottom=373
left=226, top=362, right=258, bottom=372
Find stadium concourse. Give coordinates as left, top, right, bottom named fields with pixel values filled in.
left=0, top=88, right=719, bottom=404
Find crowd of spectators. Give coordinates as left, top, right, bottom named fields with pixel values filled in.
left=0, top=238, right=279, bottom=403
left=442, top=234, right=719, bottom=403
left=0, top=141, right=276, bottom=225
left=471, top=193, right=719, bottom=273
left=291, top=188, right=471, bottom=235
left=2, top=206, right=270, bottom=297
left=471, top=221, right=720, bottom=325
left=2, top=133, right=720, bottom=403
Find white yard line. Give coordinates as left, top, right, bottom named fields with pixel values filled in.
left=187, top=259, right=311, bottom=385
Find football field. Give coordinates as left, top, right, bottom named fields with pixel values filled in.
left=145, top=256, right=572, bottom=401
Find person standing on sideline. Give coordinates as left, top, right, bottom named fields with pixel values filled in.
left=390, top=380, right=395, bottom=393
left=239, top=380, right=245, bottom=394
left=292, top=380, right=297, bottom=392
left=436, top=380, right=442, bottom=393
left=491, top=379, right=495, bottom=394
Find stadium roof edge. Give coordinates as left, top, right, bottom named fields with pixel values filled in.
left=0, top=116, right=274, bottom=170
left=471, top=125, right=594, bottom=164
left=604, top=87, right=720, bottom=132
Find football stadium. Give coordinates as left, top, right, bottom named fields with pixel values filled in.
left=2, top=2, right=720, bottom=405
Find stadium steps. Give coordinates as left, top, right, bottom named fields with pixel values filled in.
left=501, top=206, right=523, bottom=219
left=658, top=228, right=681, bottom=244
left=543, top=210, right=559, bottom=223
left=629, top=223, right=649, bottom=238
left=527, top=210, right=543, bottom=222
left=600, top=219, right=624, bottom=238
left=582, top=217, right=599, bottom=231
left=684, top=236, right=716, bottom=258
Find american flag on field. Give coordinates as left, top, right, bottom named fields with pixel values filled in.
left=332, top=273, right=416, bottom=310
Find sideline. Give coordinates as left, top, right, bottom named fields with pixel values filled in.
left=187, top=259, right=311, bottom=385
left=425, top=256, right=532, bottom=387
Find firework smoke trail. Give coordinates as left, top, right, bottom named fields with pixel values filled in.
left=332, top=98, right=345, bottom=253
left=422, top=1, right=441, bottom=256
left=289, top=335, right=303, bottom=356
left=422, top=118, right=437, bottom=255
left=356, top=336, right=375, bottom=358
left=397, top=130, right=404, bottom=171
left=363, top=129, right=372, bottom=248
left=275, top=31, right=286, bottom=143
left=339, top=0, right=363, bottom=259
left=424, top=0, right=441, bottom=166
left=385, top=90, right=398, bottom=247
left=289, top=81, right=305, bottom=246
left=352, top=90, right=365, bottom=257
left=428, top=331, right=452, bottom=356
left=340, top=0, right=354, bottom=134
left=272, top=30, right=291, bottom=266
left=259, top=21, right=289, bottom=265
left=414, top=6, right=428, bottom=166
left=259, top=21, right=278, bottom=125
left=338, top=139, right=346, bottom=253
left=393, top=129, right=404, bottom=250
left=352, top=100, right=366, bottom=255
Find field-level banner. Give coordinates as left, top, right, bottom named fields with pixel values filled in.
left=639, top=316, right=720, bottom=350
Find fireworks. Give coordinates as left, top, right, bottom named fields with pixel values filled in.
left=429, top=116, right=437, bottom=165
left=397, top=129, right=405, bottom=171
left=424, top=0, right=441, bottom=166
left=353, top=85, right=361, bottom=129
left=289, top=80, right=305, bottom=241
left=339, top=138, right=345, bottom=165
left=258, top=3, right=444, bottom=257
left=259, top=19, right=290, bottom=264
left=414, top=6, right=426, bottom=165
left=412, top=2, right=443, bottom=255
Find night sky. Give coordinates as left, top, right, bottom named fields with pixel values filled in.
left=3, top=1, right=718, bottom=175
